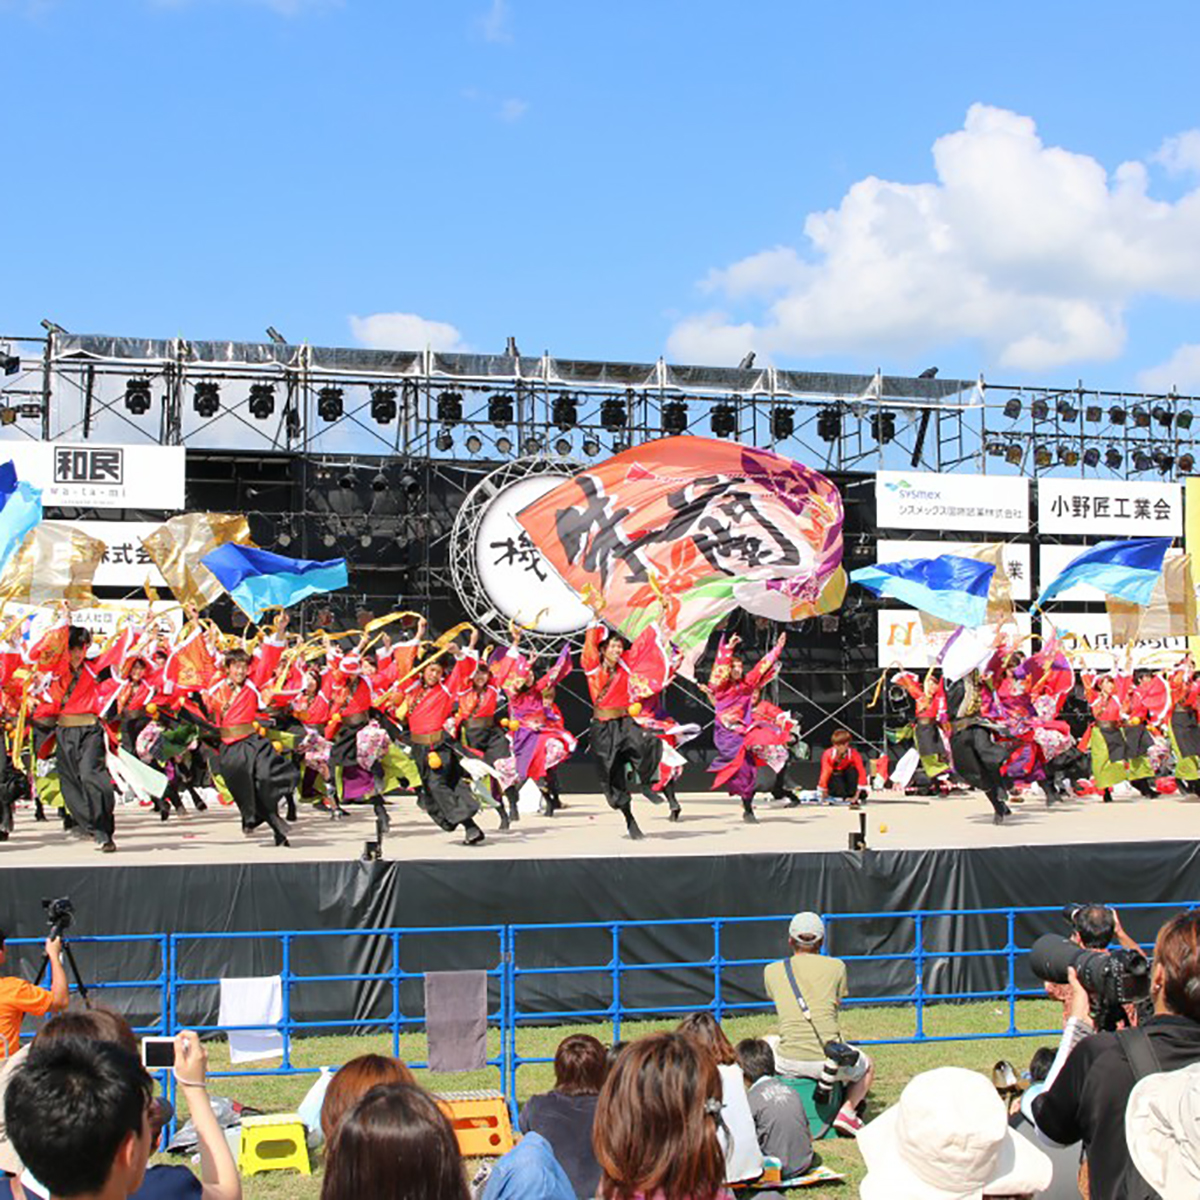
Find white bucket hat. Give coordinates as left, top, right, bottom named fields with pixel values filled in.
left=859, top=1067, right=1053, bottom=1200
left=1126, top=1062, right=1200, bottom=1198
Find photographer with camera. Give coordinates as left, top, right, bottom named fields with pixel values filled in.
left=0, top=930, right=67, bottom=1060
left=1031, top=909, right=1200, bottom=1199
left=1043, top=904, right=1147, bottom=1031
left=762, top=912, right=873, bottom=1136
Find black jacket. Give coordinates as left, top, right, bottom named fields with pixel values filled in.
left=1032, top=1014, right=1200, bottom=1200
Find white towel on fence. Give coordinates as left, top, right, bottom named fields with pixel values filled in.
left=218, top=976, right=284, bottom=1063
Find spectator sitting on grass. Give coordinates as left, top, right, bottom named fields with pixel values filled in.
left=1008, top=1049, right=1082, bottom=1200
left=675, top=1014, right=763, bottom=1186
left=319, top=1054, right=415, bottom=1148
left=321, top=1082, right=469, bottom=1200
left=519, top=1034, right=607, bottom=1200
left=593, top=1033, right=733, bottom=1200
left=735, top=1039, right=813, bottom=1180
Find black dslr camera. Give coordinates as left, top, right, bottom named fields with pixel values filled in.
left=813, top=1039, right=860, bottom=1106
left=1029, top=933, right=1150, bottom=1029
left=43, top=897, right=74, bottom=941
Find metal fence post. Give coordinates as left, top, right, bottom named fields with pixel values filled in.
left=913, top=914, right=925, bottom=1040
left=391, top=931, right=402, bottom=1059
left=1006, top=910, right=1017, bottom=1036
left=611, top=924, right=622, bottom=1043
left=713, top=920, right=724, bottom=1022
left=281, top=934, right=293, bottom=1070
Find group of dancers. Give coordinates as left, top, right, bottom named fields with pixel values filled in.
left=889, top=632, right=1200, bottom=824
left=0, top=599, right=809, bottom=851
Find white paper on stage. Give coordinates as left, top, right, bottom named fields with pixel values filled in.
left=891, top=748, right=921, bottom=789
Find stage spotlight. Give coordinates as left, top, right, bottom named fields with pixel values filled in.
left=1153, top=404, right=1173, bottom=428
left=277, top=528, right=293, bottom=548
left=524, top=435, right=543, bottom=455
left=1180, top=453, right=1196, bottom=474
left=662, top=399, right=689, bottom=435
left=1085, top=405, right=1103, bottom=423
left=817, top=407, right=842, bottom=442
left=1031, top=399, right=1049, bottom=421
left=1133, top=450, right=1152, bottom=472
left=1153, top=449, right=1174, bottom=473
left=435, top=427, right=454, bottom=452
left=0, top=352, right=19, bottom=376
left=0, top=408, right=15, bottom=427
left=582, top=436, right=601, bottom=456
left=552, top=392, right=577, bottom=429
left=600, top=398, right=628, bottom=430
left=1034, top=445, right=1052, bottom=468
left=496, top=435, right=513, bottom=455
left=770, top=406, right=795, bottom=442
left=465, top=433, right=483, bottom=454
left=1132, top=404, right=1150, bottom=428
left=554, top=436, right=572, bottom=456
left=1178, top=409, right=1194, bottom=430
left=1003, top=398, right=1022, bottom=420
left=436, top=391, right=463, bottom=424
left=1109, top=405, right=1126, bottom=425
left=248, top=386, right=276, bottom=424
left=338, top=471, right=355, bottom=490
left=488, top=394, right=514, bottom=426
left=1105, top=447, right=1123, bottom=470
left=192, top=381, right=220, bottom=418
left=710, top=403, right=737, bottom=438
left=371, top=387, right=398, bottom=424
left=1005, top=444, right=1023, bottom=465
left=1058, top=445, right=1079, bottom=467
left=612, top=438, right=629, bottom=453
left=1082, top=447, right=1101, bottom=468
left=870, top=410, right=896, bottom=443
left=359, top=532, right=373, bottom=549
left=266, top=326, right=287, bottom=346
left=400, top=471, right=420, bottom=496
left=1056, top=399, right=1078, bottom=422
left=317, top=386, right=344, bottom=422
left=323, top=531, right=337, bottom=548
left=986, top=441, right=1005, bottom=457
left=505, top=335, right=520, bottom=358
left=371, top=472, right=388, bottom=492
left=124, top=379, right=152, bottom=416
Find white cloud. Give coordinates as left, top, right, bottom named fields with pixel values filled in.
left=478, top=0, right=512, bottom=43
left=1138, top=344, right=1200, bottom=393
left=1153, top=130, right=1200, bottom=176
left=348, top=312, right=467, bottom=353
left=498, top=97, right=529, bottom=123
left=668, top=105, right=1200, bottom=373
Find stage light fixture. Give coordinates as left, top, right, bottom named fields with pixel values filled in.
left=370, top=387, right=398, bottom=424
left=192, top=381, right=220, bottom=418
left=524, top=435, right=543, bottom=455
left=582, top=437, right=601, bottom=456
left=1153, top=404, right=1173, bottom=428
left=435, top=427, right=454, bottom=452
left=1003, top=398, right=1022, bottom=420
left=124, top=379, right=152, bottom=416
left=1133, top=450, right=1152, bottom=472
left=0, top=408, right=15, bottom=427
left=870, top=410, right=896, bottom=443
left=1105, top=447, right=1123, bottom=470
left=1034, top=445, right=1052, bottom=468
left=488, top=393, right=514, bottom=426
left=338, top=471, right=356, bottom=490
left=600, top=398, right=628, bottom=430
left=0, top=352, right=19, bottom=376
left=400, top=471, right=420, bottom=496
left=1005, top=444, right=1023, bottom=465
left=436, top=391, right=463, bottom=424
left=552, top=392, right=577, bottom=430
left=662, top=399, right=689, bottom=435
left=1132, top=404, right=1150, bottom=428
left=710, top=403, right=737, bottom=438
left=986, top=441, right=1005, bottom=457
left=371, top=471, right=388, bottom=492
left=1031, top=399, right=1049, bottom=421
left=554, top=436, right=572, bottom=456
left=1109, top=405, right=1126, bottom=425
left=317, top=386, right=344, bottom=422
left=496, top=435, right=513, bottom=456
left=1153, top=449, right=1174, bottom=473
left=277, top=528, right=293, bottom=548
left=817, top=407, right=842, bottom=442
left=359, top=532, right=373, bottom=549
left=1085, top=405, right=1103, bottom=423
left=465, top=433, right=483, bottom=454
left=1180, top=453, right=1196, bottom=474
left=1056, top=399, right=1078, bottom=422
left=612, top=438, right=629, bottom=454
left=323, top=531, right=337, bottom=548
left=1058, top=445, right=1079, bottom=467
left=770, top=406, right=794, bottom=442
left=1082, top=447, right=1101, bottom=468
left=249, top=384, right=276, bottom=420
left=1178, top=409, right=1194, bottom=430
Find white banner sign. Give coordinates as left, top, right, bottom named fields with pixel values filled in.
left=1038, top=478, right=1182, bottom=537
left=69, top=522, right=166, bottom=590
left=0, top=441, right=186, bottom=509
left=1038, top=543, right=1182, bottom=603
left=1048, top=611, right=1187, bottom=669
left=876, top=540, right=1032, bottom=602
left=876, top=471, right=1029, bottom=533
left=12, top=601, right=182, bottom=647
left=877, top=609, right=1032, bottom=669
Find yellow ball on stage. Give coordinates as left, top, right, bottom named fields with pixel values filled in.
left=879, top=824, right=889, bottom=834
left=628, top=702, right=643, bottom=717
left=428, top=751, right=443, bottom=770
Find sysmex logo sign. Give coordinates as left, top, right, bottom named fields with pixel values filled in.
left=882, top=478, right=944, bottom=501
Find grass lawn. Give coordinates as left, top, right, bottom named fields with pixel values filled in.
left=163, top=998, right=1064, bottom=1199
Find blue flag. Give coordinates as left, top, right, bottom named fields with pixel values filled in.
left=0, top=460, right=42, bottom=574
left=851, top=555, right=996, bottom=628
left=201, top=544, right=349, bottom=622
left=1035, top=537, right=1172, bottom=610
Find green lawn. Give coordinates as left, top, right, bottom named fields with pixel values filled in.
left=164, top=998, right=1065, bottom=1199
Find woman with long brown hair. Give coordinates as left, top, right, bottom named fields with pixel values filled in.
left=319, top=1053, right=416, bottom=1146
left=593, top=1033, right=733, bottom=1200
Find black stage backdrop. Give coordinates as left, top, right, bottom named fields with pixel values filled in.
left=2, top=842, right=1198, bottom=1031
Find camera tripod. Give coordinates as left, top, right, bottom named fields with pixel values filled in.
left=37, top=935, right=91, bottom=1005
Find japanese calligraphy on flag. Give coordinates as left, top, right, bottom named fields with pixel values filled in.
left=516, top=436, right=845, bottom=670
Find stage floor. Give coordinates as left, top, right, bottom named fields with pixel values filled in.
left=1, top=785, right=1195, bottom=867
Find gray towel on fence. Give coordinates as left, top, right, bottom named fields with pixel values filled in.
left=424, top=970, right=488, bottom=1072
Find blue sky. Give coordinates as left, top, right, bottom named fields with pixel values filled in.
left=3, top=0, right=1200, bottom=392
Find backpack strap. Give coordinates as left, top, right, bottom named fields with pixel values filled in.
left=1118, top=1026, right=1162, bottom=1082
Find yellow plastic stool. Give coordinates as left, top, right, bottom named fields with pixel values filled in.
left=435, top=1089, right=514, bottom=1157
left=236, top=1113, right=311, bottom=1177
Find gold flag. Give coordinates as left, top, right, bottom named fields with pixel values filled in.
left=140, top=513, right=252, bottom=611
left=0, top=521, right=107, bottom=605
left=1107, top=553, right=1198, bottom=645
left=919, top=543, right=1015, bottom=636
